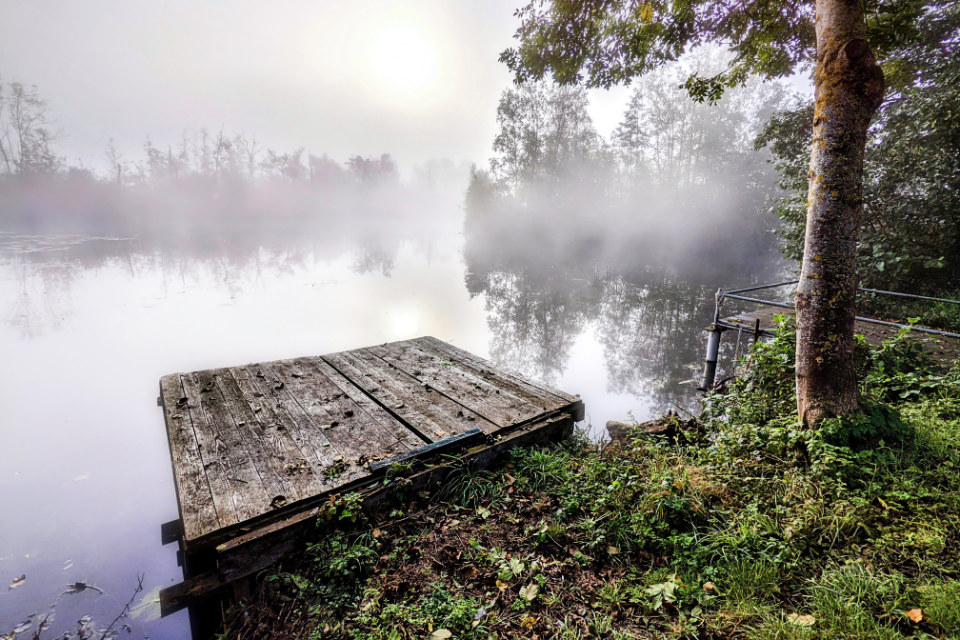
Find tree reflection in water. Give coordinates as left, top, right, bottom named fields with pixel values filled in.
left=465, top=232, right=782, bottom=416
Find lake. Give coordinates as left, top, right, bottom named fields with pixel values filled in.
left=0, top=202, right=749, bottom=638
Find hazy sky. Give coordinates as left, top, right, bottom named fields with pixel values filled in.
left=0, top=0, right=636, bottom=172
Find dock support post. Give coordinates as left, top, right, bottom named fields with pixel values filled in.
left=699, top=326, right=724, bottom=390
left=698, top=288, right=726, bottom=391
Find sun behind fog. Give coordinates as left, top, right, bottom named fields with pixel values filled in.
left=367, top=25, right=439, bottom=100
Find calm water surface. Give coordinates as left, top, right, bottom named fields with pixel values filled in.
left=0, top=211, right=725, bottom=637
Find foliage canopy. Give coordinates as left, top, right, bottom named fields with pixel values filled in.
left=500, top=0, right=929, bottom=101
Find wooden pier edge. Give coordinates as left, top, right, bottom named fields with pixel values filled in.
left=158, top=410, right=577, bottom=617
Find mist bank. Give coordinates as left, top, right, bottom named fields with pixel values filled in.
left=0, top=162, right=463, bottom=244
left=465, top=56, right=793, bottom=285
left=0, top=80, right=469, bottom=244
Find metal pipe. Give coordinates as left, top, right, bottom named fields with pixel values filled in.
left=723, top=294, right=794, bottom=309
left=857, top=287, right=960, bottom=306
left=699, top=327, right=724, bottom=390
left=724, top=295, right=960, bottom=338
left=724, top=280, right=799, bottom=295
left=852, top=316, right=960, bottom=339
left=713, top=288, right=724, bottom=324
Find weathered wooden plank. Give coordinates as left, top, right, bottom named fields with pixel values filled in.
left=204, top=370, right=291, bottom=508
left=244, top=361, right=369, bottom=488
left=197, top=370, right=287, bottom=514
left=323, top=350, right=496, bottom=439
left=269, top=358, right=421, bottom=458
left=233, top=364, right=341, bottom=482
left=260, top=358, right=420, bottom=476
left=230, top=366, right=332, bottom=501
left=420, top=335, right=580, bottom=406
left=311, top=356, right=433, bottom=442
left=367, top=341, right=543, bottom=427
left=160, top=374, right=219, bottom=542
left=159, top=569, right=230, bottom=616
left=215, top=369, right=325, bottom=505
left=182, top=372, right=269, bottom=531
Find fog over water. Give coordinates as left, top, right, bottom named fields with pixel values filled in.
left=1, top=2, right=796, bottom=638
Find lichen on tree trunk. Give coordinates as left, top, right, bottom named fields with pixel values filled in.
left=795, top=0, right=884, bottom=426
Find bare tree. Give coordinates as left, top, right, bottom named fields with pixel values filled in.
left=0, top=80, right=61, bottom=175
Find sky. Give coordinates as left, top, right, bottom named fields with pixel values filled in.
left=0, top=0, right=635, bottom=172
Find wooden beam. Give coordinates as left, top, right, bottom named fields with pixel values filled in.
left=160, top=519, right=183, bottom=545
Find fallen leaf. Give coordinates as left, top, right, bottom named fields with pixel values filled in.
left=8, top=575, right=26, bottom=589
left=521, top=615, right=537, bottom=630
left=431, top=629, right=452, bottom=639
left=496, top=579, right=509, bottom=592
left=607, top=545, right=620, bottom=555
left=904, top=608, right=923, bottom=623
left=787, top=613, right=816, bottom=627
left=372, top=529, right=382, bottom=539
left=519, top=583, right=539, bottom=601
left=703, top=581, right=716, bottom=591
left=64, top=581, right=104, bottom=595
left=12, top=617, right=33, bottom=634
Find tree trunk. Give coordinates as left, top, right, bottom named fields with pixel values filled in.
left=795, top=0, right=884, bottom=425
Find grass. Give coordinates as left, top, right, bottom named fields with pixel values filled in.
left=221, top=322, right=960, bottom=639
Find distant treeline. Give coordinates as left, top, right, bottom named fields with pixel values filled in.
left=0, top=80, right=466, bottom=239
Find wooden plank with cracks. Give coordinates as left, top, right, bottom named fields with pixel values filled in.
left=183, top=372, right=270, bottom=531
left=262, top=358, right=421, bottom=472
left=215, top=369, right=323, bottom=506
left=323, top=350, right=496, bottom=439
left=160, top=374, right=220, bottom=541
left=421, top=336, right=580, bottom=406
left=310, top=356, right=431, bottom=443
left=368, top=341, right=542, bottom=427
left=233, top=364, right=340, bottom=484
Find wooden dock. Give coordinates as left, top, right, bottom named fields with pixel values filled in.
left=157, top=336, right=583, bottom=616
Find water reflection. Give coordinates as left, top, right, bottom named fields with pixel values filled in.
left=465, top=253, right=726, bottom=416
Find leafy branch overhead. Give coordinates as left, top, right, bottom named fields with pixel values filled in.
left=504, top=0, right=928, bottom=101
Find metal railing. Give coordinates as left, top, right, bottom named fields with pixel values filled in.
left=699, top=280, right=960, bottom=389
